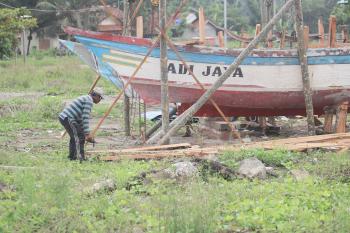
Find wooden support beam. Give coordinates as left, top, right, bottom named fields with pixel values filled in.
left=318, top=17, right=325, bottom=47
left=147, top=0, right=296, bottom=145
left=328, top=15, right=337, bottom=48
left=136, top=16, right=143, bottom=38
left=335, top=101, right=348, bottom=133
left=323, top=106, right=335, bottom=134
left=258, top=116, right=267, bottom=135
left=255, top=24, right=261, bottom=48
left=294, top=0, right=315, bottom=136
left=218, top=31, right=224, bottom=48
left=198, top=7, right=205, bottom=44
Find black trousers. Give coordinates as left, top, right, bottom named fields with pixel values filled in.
left=59, top=117, right=85, bottom=160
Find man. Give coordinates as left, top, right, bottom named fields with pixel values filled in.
left=59, top=90, right=103, bottom=160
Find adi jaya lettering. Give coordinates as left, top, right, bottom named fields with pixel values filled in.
left=168, top=63, right=243, bottom=77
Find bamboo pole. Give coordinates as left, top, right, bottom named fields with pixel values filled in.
left=294, top=0, right=315, bottom=136
left=162, top=33, right=241, bottom=139
left=147, top=0, right=296, bottom=145
left=159, top=0, right=170, bottom=144
left=90, top=0, right=189, bottom=138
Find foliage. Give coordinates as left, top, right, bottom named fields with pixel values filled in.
left=0, top=8, right=37, bottom=59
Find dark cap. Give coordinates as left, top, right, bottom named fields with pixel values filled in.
left=90, top=90, right=104, bottom=99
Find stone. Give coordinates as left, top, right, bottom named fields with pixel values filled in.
left=92, top=179, right=116, bottom=193
left=290, top=169, right=310, bottom=181
left=0, top=182, right=8, bottom=192
left=163, top=161, right=198, bottom=179
left=238, top=158, right=266, bottom=179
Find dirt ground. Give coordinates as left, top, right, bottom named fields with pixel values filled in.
left=1, top=92, right=325, bottom=153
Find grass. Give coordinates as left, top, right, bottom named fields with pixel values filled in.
left=0, top=55, right=349, bottom=232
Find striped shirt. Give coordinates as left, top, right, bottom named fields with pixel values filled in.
left=59, top=95, right=93, bottom=135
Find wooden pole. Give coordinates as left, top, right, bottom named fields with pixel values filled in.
left=159, top=0, right=169, bottom=144
left=90, top=0, right=189, bottom=138
left=294, top=0, right=315, bottom=136
left=328, top=15, right=337, bottom=48
left=199, top=7, right=205, bottom=44
left=255, top=24, right=261, bottom=48
left=318, top=17, right=325, bottom=47
left=136, top=16, right=143, bottom=38
left=218, top=31, right=224, bottom=48
left=147, top=0, right=296, bottom=145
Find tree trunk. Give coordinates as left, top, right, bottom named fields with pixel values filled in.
left=294, top=0, right=315, bottom=135
left=159, top=0, right=169, bottom=144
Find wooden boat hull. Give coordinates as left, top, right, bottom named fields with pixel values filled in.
left=63, top=27, right=350, bottom=116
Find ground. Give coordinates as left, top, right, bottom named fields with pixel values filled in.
left=0, top=54, right=349, bottom=233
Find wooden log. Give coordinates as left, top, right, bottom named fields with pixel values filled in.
left=335, top=101, right=348, bottom=133
left=136, top=16, right=143, bottom=38
left=328, top=15, right=337, bottom=48
left=218, top=31, right=224, bottom=48
left=323, top=106, right=335, bottom=134
left=199, top=7, right=205, bottom=44
left=147, top=0, right=296, bottom=145
left=294, top=0, right=315, bottom=136
left=318, top=17, right=325, bottom=47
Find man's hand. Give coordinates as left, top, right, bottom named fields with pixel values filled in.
left=85, top=134, right=95, bottom=143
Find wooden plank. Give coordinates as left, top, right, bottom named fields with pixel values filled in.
left=136, top=16, right=143, bottom=38
left=328, top=15, right=337, bottom=48
left=99, top=148, right=218, bottom=160
left=87, top=143, right=192, bottom=154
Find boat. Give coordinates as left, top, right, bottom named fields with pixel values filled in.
left=61, top=26, right=350, bottom=117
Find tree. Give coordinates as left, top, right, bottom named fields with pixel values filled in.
left=0, top=8, right=37, bottom=59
